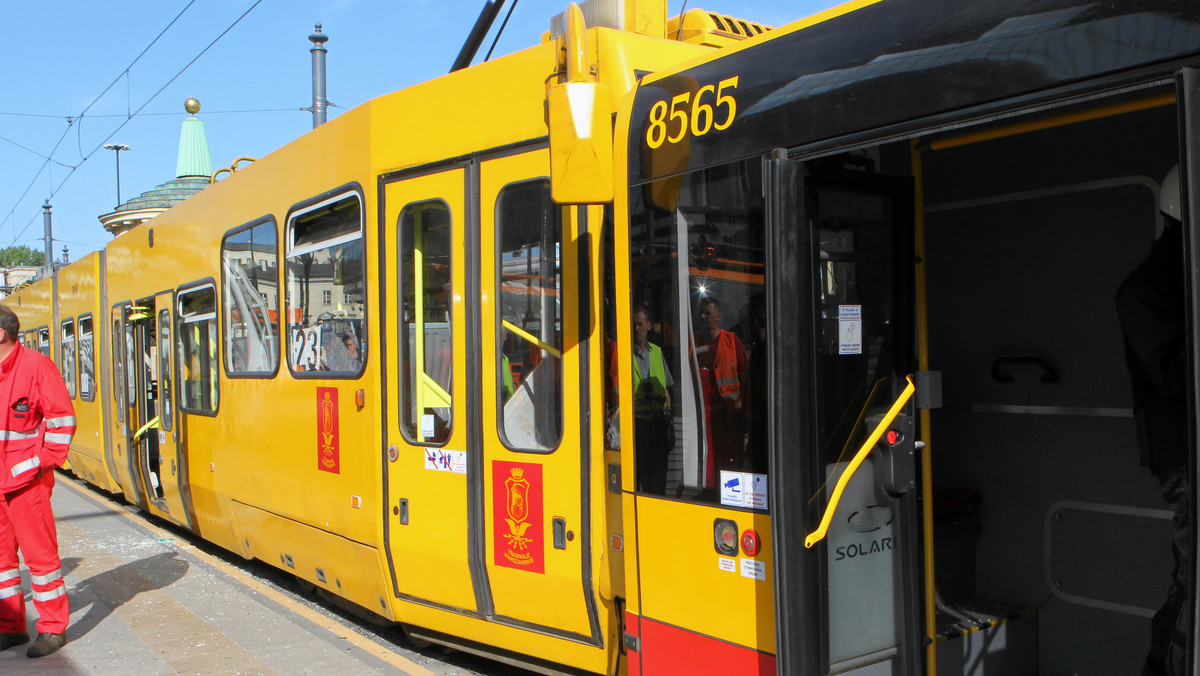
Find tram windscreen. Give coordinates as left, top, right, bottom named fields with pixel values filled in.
left=628, top=158, right=769, bottom=506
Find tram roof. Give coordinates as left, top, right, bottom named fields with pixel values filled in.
left=629, top=0, right=1200, bottom=182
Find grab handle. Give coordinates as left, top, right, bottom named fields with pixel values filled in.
left=805, top=375, right=916, bottom=548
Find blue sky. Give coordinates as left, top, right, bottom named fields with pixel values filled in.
left=2, top=1, right=836, bottom=259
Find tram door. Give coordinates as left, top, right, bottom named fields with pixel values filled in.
left=381, top=167, right=477, bottom=611
left=478, top=150, right=596, bottom=640
left=152, top=291, right=189, bottom=528
left=772, top=161, right=922, bottom=675
left=110, top=303, right=141, bottom=506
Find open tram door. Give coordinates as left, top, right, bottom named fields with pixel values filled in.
left=769, top=155, right=923, bottom=675
left=151, top=290, right=190, bottom=529
left=620, top=151, right=918, bottom=674
left=122, top=293, right=191, bottom=530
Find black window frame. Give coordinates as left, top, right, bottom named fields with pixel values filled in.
left=283, top=184, right=368, bottom=380
left=220, top=216, right=282, bottom=379
left=176, top=279, right=221, bottom=417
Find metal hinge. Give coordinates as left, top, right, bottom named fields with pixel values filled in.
left=623, top=632, right=640, bottom=652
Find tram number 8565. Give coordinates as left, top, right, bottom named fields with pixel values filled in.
left=645, top=76, right=740, bottom=149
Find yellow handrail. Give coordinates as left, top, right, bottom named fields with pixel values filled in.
left=132, top=416, right=161, bottom=443
left=501, top=320, right=562, bottom=359
left=805, top=375, right=915, bottom=548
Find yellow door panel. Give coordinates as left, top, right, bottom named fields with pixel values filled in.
left=109, top=303, right=140, bottom=506
left=154, top=291, right=191, bottom=529
left=636, top=498, right=776, bottom=652
left=480, top=150, right=597, bottom=639
left=383, top=167, right=475, bottom=611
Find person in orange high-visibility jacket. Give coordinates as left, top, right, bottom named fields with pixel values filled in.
left=0, top=305, right=75, bottom=658
left=691, top=298, right=747, bottom=489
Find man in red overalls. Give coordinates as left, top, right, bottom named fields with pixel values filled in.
left=0, top=305, right=75, bottom=658
left=692, top=298, right=748, bottom=488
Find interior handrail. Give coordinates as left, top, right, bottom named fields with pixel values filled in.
left=805, top=374, right=916, bottom=548
left=132, top=416, right=162, bottom=443
left=501, top=319, right=562, bottom=359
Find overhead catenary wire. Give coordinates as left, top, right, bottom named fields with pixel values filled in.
left=0, top=136, right=74, bottom=168
left=3, top=0, right=263, bottom=248
left=1, top=0, right=200, bottom=237
left=0, top=108, right=309, bottom=119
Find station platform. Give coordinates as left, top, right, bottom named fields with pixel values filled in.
left=0, top=474, right=443, bottom=675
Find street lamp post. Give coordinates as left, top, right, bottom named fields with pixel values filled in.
left=103, top=143, right=130, bottom=208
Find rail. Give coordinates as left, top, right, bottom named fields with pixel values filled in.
left=805, top=375, right=915, bottom=548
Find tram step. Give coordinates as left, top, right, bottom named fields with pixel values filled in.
left=934, top=598, right=1037, bottom=675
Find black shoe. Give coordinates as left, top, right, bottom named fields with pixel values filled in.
left=26, top=632, right=65, bottom=658
left=0, top=631, right=29, bottom=651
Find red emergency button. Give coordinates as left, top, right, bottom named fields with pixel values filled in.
left=886, top=429, right=903, bottom=445
left=741, top=529, right=761, bottom=557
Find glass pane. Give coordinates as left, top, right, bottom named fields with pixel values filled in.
left=628, top=159, right=768, bottom=503
left=112, top=313, right=124, bottom=421
left=497, top=180, right=562, bottom=452
left=60, top=320, right=75, bottom=398
left=38, top=327, right=49, bottom=357
left=178, top=287, right=219, bottom=413
left=124, top=319, right=136, bottom=406
left=285, top=195, right=366, bottom=375
left=399, top=200, right=453, bottom=445
left=602, top=208, right=621, bottom=451
left=223, top=221, right=279, bottom=374
left=79, top=317, right=95, bottom=401
left=807, top=180, right=905, bottom=668
left=158, top=309, right=173, bottom=431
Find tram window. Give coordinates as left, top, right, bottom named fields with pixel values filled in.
left=37, top=326, right=49, bottom=357
left=628, top=158, right=768, bottom=504
left=111, top=310, right=124, bottom=422
left=59, top=318, right=75, bottom=398
left=398, top=200, right=453, bottom=445
left=124, top=313, right=137, bottom=407
left=79, top=315, right=95, bottom=402
left=285, top=193, right=366, bottom=377
left=221, top=219, right=280, bottom=376
left=496, top=179, right=563, bottom=453
left=602, top=208, right=620, bottom=451
left=158, top=309, right=173, bottom=431
left=177, top=286, right=219, bottom=414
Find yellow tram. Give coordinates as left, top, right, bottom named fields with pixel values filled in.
left=9, top=0, right=1200, bottom=674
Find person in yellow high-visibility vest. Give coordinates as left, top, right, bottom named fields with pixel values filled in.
left=501, top=354, right=515, bottom=402
left=632, top=308, right=673, bottom=493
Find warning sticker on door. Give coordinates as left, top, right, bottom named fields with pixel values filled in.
left=424, top=448, right=467, bottom=474
left=720, top=470, right=769, bottom=509
left=718, top=557, right=737, bottom=573
left=839, top=305, right=862, bottom=355
left=740, top=558, right=766, bottom=581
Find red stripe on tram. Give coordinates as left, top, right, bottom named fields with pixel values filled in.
left=634, top=614, right=776, bottom=675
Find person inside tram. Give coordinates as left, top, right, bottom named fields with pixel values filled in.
left=340, top=333, right=360, bottom=369
left=604, top=330, right=620, bottom=449
left=632, top=307, right=674, bottom=493
left=691, top=296, right=748, bottom=487
left=1115, top=164, right=1190, bottom=676
left=499, top=325, right=518, bottom=404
